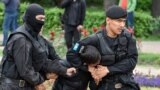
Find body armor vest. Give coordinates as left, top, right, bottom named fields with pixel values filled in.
left=0, top=25, right=47, bottom=77
left=95, top=30, right=130, bottom=66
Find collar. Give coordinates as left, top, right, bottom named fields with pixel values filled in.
left=24, top=23, right=38, bottom=40
left=102, top=29, right=119, bottom=46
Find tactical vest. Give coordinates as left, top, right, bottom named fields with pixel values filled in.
left=95, top=30, right=130, bottom=66
left=0, top=25, right=47, bottom=77
left=90, top=31, right=140, bottom=90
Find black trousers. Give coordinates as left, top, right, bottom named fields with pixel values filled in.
left=64, top=25, right=81, bottom=49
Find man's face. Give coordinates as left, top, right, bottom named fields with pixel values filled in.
left=35, top=15, right=45, bottom=34
left=36, top=15, right=45, bottom=22
left=107, top=17, right=126, bottom=35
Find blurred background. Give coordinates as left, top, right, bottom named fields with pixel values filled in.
left=0, top=0, right=160, bottom=90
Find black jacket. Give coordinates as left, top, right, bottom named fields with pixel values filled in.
left=60, top=0, right=86, bottom=26
left=66, top=29, right=139, bottom=89
left=1, top=24, right=67, bottom=86
left=67, top=29, right=138, bottom=75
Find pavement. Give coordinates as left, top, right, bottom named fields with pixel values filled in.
left=139, top=41, right=160, bottom=54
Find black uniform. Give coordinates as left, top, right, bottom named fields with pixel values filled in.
left=66, top=29, right=140, bottom=90
left=0, top=4, right=67, bottom=90
left=0, top=24, right=68, bottom=90
left=60, top=0, right=86, bottom=49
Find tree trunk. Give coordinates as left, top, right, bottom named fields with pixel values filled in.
left=151, top=0, right=160, bottom=18
left=104, top=0, right=117, bottom=12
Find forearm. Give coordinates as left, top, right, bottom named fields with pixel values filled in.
left=108, top=57, right=137, bottom=75
left=42, top=59, right=67, bottom=76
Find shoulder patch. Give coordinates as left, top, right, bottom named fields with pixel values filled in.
left=73, top=43, right=80, bottom=51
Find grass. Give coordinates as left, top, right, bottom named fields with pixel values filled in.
left=140, top=34, right=160, bottom=41
left=141, top=87, right=160, bottom=90
left=138, top=53, right=160, bottom=66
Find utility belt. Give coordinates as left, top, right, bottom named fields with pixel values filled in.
left=0, top=77, right=30, bottom=87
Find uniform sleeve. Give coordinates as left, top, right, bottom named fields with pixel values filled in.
left=40, top=38, right=67, bottom=76
left=66, top=49, right=82, bottom=68
left=60, top=0, right=72, bottom=8
left=107, top=37, right=138, bottom=75
left=67, top=35, right=99, bottom=68
left=13, top=37, right=45, bottom=86
left=42, top=58, right=67, bottom=76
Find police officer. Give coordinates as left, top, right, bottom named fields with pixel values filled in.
left=0, top=4, right=75, bottom=90
left=60, top=0, right=86, bottom=49
left=66, top=5, right=140, bottom=90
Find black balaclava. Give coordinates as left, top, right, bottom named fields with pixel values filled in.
left=23, top=4, right=45, bottom=34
